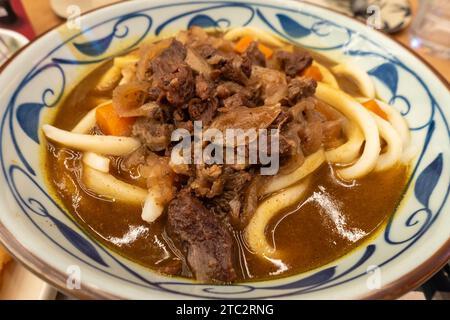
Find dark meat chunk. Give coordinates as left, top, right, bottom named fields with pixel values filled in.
left=189, top=164, right=224, bottom=198
left=207, top=168, right=252, bottom=220
left=167, top=190, right=236, bottom=282
left=121, top=146, right=148, bottom=169
left=148, top=87, right=164, bottom=102
left=219, top=55, right=252, bottom=85
left=275, top=50, right=313, bottom=77
left=132, top=118, right=174, bottom=151
left=151, top=40, right=195, bottom=106
left=188, top=97, right=218, bottom=125
left=215, top=81, right=254, bottom=101
left=244, top=41, right=266, bottom=67
left=195, top=74, right=214, bottom=100
left=287, top=77, right=317, bottom=104
left=298, top=121, right=323, bottom=156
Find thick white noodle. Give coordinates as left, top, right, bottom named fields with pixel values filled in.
left=223, top=26, right=284, bottom=47
left=325, top=121, right=364, bottom=164
left=43, top=124, right=140, bottom=156
left=372, top=115, right=403, bottom=172
left=141, top=191, right=165, bottom=223
left=245, top=178, right=311, bottom=258
left=315, top=83, right=380, bottom=180
left=82, top=152, right=110, bottom=173
left=313, top=61, right=339, bottom=89
left=95, top=65, right=122, bottom=91
left=71, top=107, right=99, bottom=134
left=332, top=63, right=375, bottom=98
left=113, top=55, right=139, bottom=69
left=261, top=149, right=325, bottom=195
left=375, top=99, right=416, bottom=163
left=83, top=166, right=147, bottom=204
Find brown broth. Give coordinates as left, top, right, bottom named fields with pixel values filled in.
left=44, top=57, right=409, bottom=282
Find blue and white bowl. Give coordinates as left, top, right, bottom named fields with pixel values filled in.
left=0, top=0, right=449, bottom=299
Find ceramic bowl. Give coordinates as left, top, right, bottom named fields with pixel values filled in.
left=0, top=0, right=449, bottom=299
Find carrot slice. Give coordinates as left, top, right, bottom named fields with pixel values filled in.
left=257, top=43, right=273, bottom=59
left=302, top=65, right=323, bottom=81
left=234, top=35, right=254, bottom=53
left=362, top=99, right=388, bottom=121
left=96, top=102, right=136, bottom=136
left=234, top=35, right=273, bottom=59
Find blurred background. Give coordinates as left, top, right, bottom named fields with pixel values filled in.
left=0, top=0, right=448, bottom=300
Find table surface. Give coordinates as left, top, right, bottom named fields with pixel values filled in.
left=21, top=0, right=450, bottom=83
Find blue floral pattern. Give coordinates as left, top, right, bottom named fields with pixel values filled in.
left=0, top=1, right=448, bottom=299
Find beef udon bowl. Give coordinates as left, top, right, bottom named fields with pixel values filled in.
left=0, top=0, right=449, bottom=299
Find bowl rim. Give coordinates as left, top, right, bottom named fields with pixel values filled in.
left=0, top=0, right=449, bottom=300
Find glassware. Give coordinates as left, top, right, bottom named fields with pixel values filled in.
left=410, top=0, right=450, bottom=59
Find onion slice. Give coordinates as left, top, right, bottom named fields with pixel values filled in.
left=316, top=83, right=380, bottom=180
left=43, top=124, right=140, bottom=156
left=261, top=149, right=325, bottom=195
left=83, top=166, right=147, bottom=204
left=245, top=178, right=310, bottom=258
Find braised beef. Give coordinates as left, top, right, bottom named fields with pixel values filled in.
left=275, top=50, right=313, bottom=77
left=195, top=74, right=214, bottom=100
left=132, top=118, right=174, bottom=151
left=151, top=40, right=195, bottom=106
left=244, top=41, right=266, bottom=67
left=188, top=97, right=218, bottom=125
left=287, top=77, right=317, bottom=104
left=190, top=164, right=224, bottom=198
left=219, top=55, right=252, bottom=85
left=206, top=168, right=252, bottom=221
left=167, top=190, right=236, bottom=282
left=112, top=27, right=346, bottom=283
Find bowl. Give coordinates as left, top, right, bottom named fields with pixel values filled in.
left=0, top=0, right=449, bottom=300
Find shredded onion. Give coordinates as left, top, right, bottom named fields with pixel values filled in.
left=245, top=178, right=310, bottom=258
left=112, top=81, right=150, bottom=117
left=185, top=48, right=211, bottom=76
left=43, top=124, right=140, bottom=156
